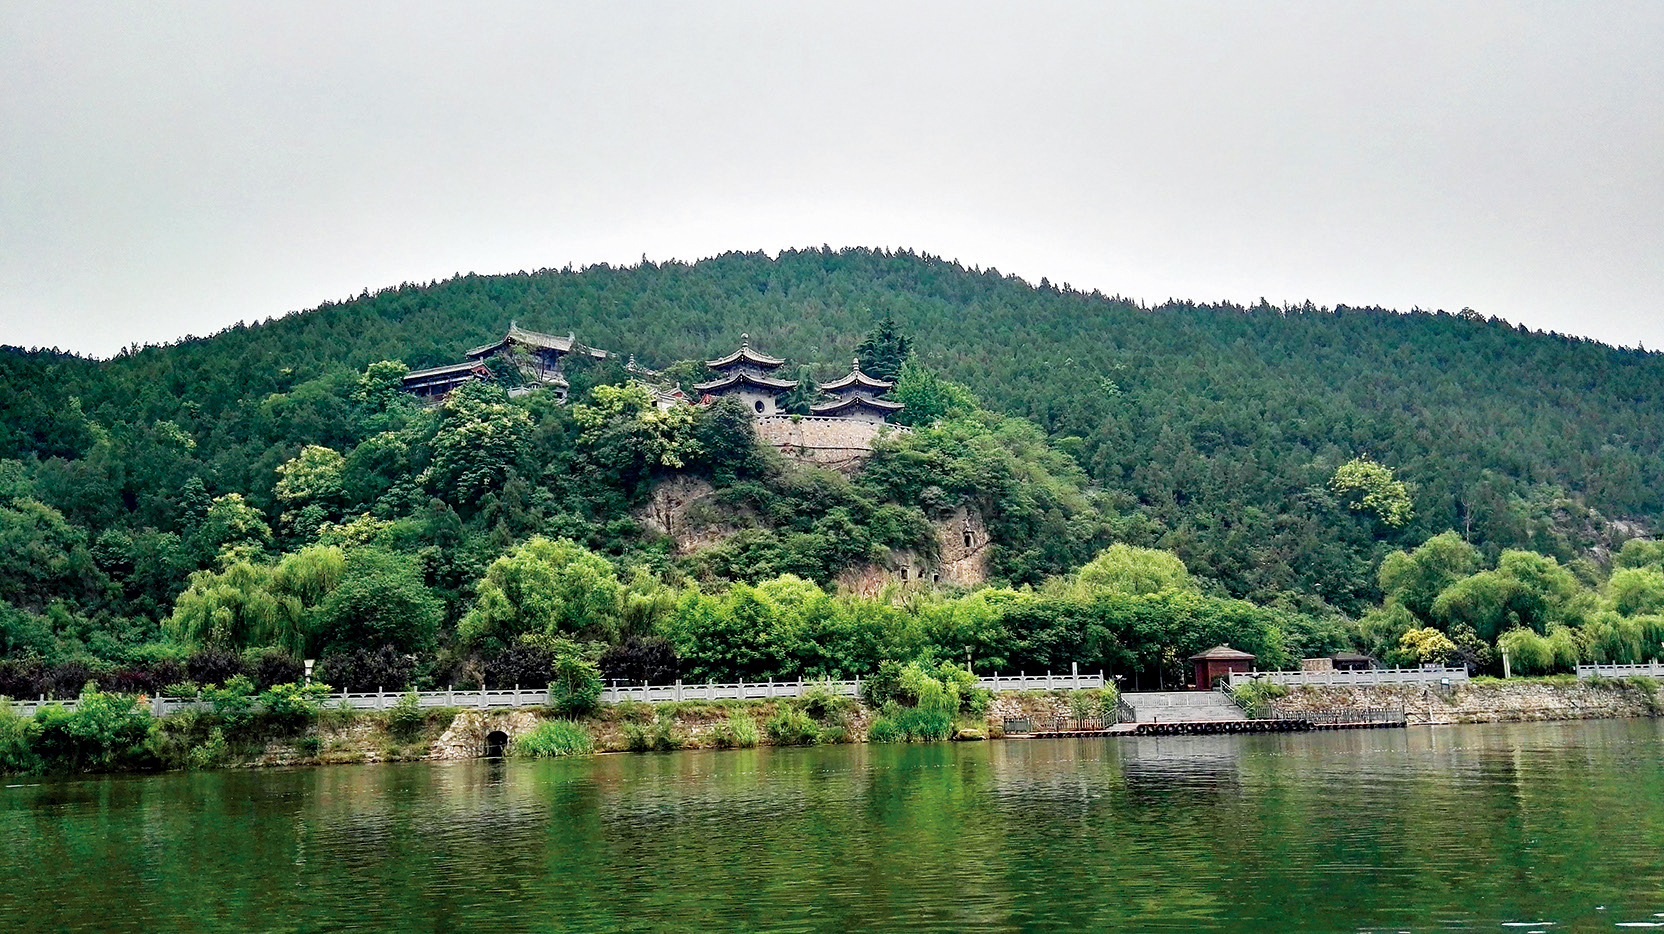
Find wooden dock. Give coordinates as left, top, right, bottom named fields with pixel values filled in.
left=1006, top=710, right=1406, bottom=739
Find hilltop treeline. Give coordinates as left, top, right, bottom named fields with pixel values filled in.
left=2, top=247, right=1662, bottom=694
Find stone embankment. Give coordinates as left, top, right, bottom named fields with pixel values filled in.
left=1271, top=678, right=1664, bottom=726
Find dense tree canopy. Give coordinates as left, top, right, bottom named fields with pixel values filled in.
left=4, top=247, right=1664, bottom=691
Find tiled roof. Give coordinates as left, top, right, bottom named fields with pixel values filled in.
left=818, top=360, right=894, bottom=393
left=705, top=334, right=786, bottom=370
left=810, top=395, right=904, bottom=416
left=692, top=371, right=799, bottom=393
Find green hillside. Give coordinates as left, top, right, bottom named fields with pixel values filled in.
left=4, top=246, right=1663, bottom=698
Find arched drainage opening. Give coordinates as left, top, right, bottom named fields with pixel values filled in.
left=483, top=730, right=510, bottom=758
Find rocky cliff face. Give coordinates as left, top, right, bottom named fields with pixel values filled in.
left=636, top=474, right=991, bottom=591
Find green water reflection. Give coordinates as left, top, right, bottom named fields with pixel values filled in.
left=3, top=720, right=1663, bottom=933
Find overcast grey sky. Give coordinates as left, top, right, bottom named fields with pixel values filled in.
left=3, top=1, right=1661, bottom=358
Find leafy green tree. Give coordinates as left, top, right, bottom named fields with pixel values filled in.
left=890, top=358, right=978, bottom=427
left=1432, top=550, right=1594, bottom=642
left=1070, top=544, right=1194, bottom=596
left=855, top=313, right=913, bottom=382
left=193, top=493, right=272, bottom=566
left=0, top=499, right=109, bottom=613
left=1607, top=566, right=1664, bottom=617
left=1330, top=457, right=1414, bottom=528
left=1398, top=627, right=1459, bottom=664
left=166, top=561, right=285, bottom=650
left=274, top=445, right=346, bottom=510
left=777, top=366, right=822, bottom=416
left=458, top=537, right=622, bottom=650
left=573, top=383, right=699, bottom=489
left=1615, top=538, right=1664, bottom=570
left=420, top=381, right=532, bottom=509
left=315, top=547, right=440, bottom=654
left=1378, top=531, right=1482, bottom=621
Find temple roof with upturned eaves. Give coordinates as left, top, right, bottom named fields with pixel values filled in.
left=818, top=358, right=894, bottom=394
left=705, top=334, right=786, bottom=371
left=693, top=370, right=799, bottom=394
left=403, top=361, right=492, bottom=382
left=466, top=324, right=608, bottom=361
left=810, top=394, right=904, bottom=417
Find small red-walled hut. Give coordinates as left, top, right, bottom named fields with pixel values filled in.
left=1189, top=645, right=1256, bottom=690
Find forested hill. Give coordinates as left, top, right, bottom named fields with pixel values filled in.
left=5, top=246, right=1664, bottom=616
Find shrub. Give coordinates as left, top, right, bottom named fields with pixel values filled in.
left=257, top=681, right=331, bottom=735
left=27, top=685, right=156, bottom=773
left=0, top=702, right=40, bottom=773
left=1229, top=679, right=1289, bottom=718
left=865, top=717, right=903, bottom=743
left=294, top=736, right=322, bottom=757
left=187, top=727, right=229, bottom=770
left=315, top=646, right=415, bottom=693
left=202, top=675, right=257, bottom=733
left=765, top=707, right=820, bottom=746
left=598, top=636, right=680, bottom=685
left=650, top=712, right=685, bottom=751
left=386, top=691, right=424, bottom=741
left=891, top=705, right=954, bottom=742
left=243, top=649, right=304, bottom=690
left=709, top=709, right=759, bottom=749
left=798, top=682, right=845, bottom=721
left=186, top=649, right=244, bottom=688
left=511, top=720, right=594, bottom=757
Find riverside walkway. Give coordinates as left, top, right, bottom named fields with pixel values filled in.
left=1003, top=689, right=1406, bottom=738
left=4, top=669, right=1106, bottom=717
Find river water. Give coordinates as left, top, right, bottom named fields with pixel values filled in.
left=4, top=719, right=1663, bottom=933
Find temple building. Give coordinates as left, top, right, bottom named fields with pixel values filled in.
left=693, top=335, right=799, bottom=415
left=811, top=358, right=904, bottom=424
left=401, top=323, right=607, bottom=402
left=400, top=361, right=492, bottom=400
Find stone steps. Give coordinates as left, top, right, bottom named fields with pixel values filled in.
left=1123, top=690, right=1247, bottom=723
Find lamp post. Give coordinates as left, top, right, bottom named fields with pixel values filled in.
left=304, top=659, right=315, bottom=685
left=965, top=646, right=972, bottom=677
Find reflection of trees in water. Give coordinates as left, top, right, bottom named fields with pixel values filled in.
left=13, top=724, right=1664, bottom=933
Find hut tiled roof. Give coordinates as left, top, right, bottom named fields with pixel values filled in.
left=810, top=395, right=904, bottom=417
left=404, top=361, right=490, bottom=381
left=1187, top=644, right=1256, bottom=661
left=466, top=324, right=607, bottom=360
left=818, top=359, right=894, bottom=393
left=705, top=334, right=786, bottom=370
left=692, top=371, right=799, bottom=393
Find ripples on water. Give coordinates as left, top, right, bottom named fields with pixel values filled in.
left=1, top=719, right=1661, bottom=933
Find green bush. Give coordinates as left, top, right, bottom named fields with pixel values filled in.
left=511, top=720, right=594, bottom=757
left=24, top=686, right=157, bottom=773
left=622, top=712, right=684, bottom=752
left=258, top=681, right=331, bottom=735
left=386, top=691, right=424, bottom=741
left=709, top=709, right=759, bottom=749
left=294, top=736, right=322, bottom=757
left=187, top=726, right=229, bottom=770
left=202, top=675, right=257, bottom=733
left=0, top=702, right=40, bottom=774
left=546, top=643, right=604, bottom=716
left=891, top=705, right=954, bottom=742
left=765, top=707, right=820, bottom=746
left=1230, top=680, right=1289, bottom=718
left=865, top=717, right=903, bottom=743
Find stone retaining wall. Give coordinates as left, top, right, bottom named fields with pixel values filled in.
left=1270, top=679, right=1664, bottom=726
left=753, top=417, right=907, bottom=468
